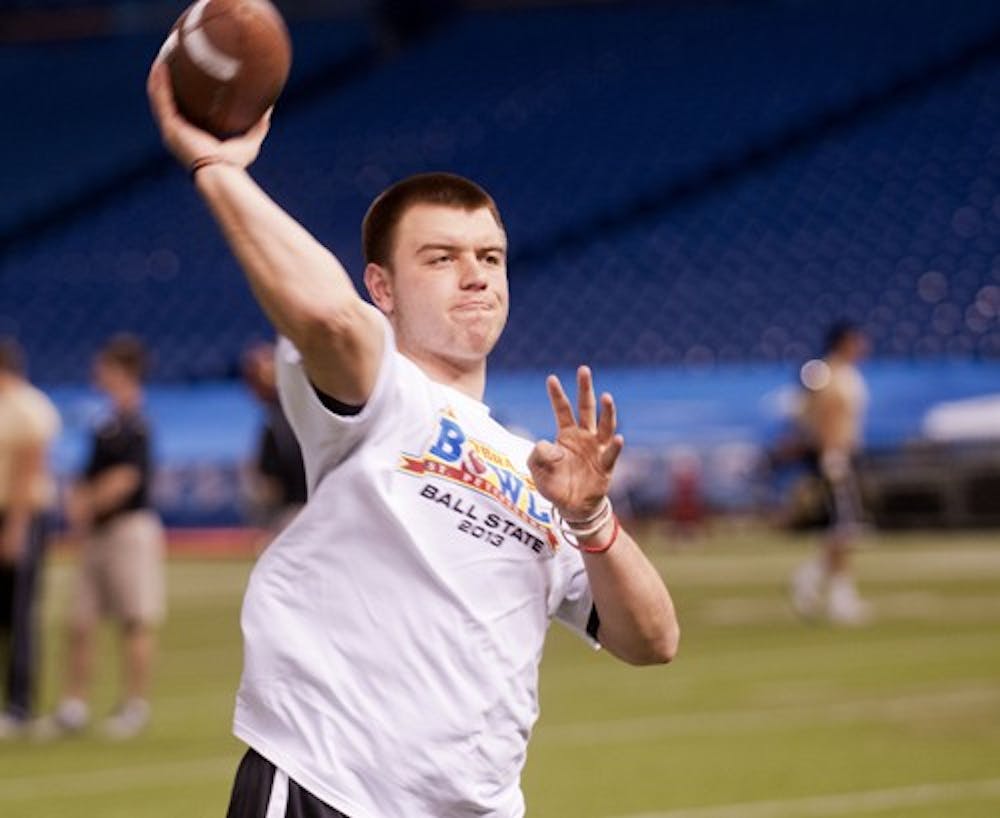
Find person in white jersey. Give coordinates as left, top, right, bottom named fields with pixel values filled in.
left=148, top=60, right=679, bottom=818
left=791, top=322, right=871, bottom=625
left=0, top=340, right=61, bottom=738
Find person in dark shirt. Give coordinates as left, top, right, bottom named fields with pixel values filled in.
left=42, top=335, right=166, bottom=740
left=241, top=342, right=306, bottom=538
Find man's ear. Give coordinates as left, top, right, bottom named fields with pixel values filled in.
left=364, top=263, right=394, bottom=315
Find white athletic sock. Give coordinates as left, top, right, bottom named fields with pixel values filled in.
left=828, top=575, right=871, bottom=625
left=791, top=555, right=826, bottom=618
left=103, top=698, right=150, bottom=740
left=56, top=698, right=90, bottom=730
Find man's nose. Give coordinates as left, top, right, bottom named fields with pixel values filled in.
left=459, top=255, right=488, bottom=288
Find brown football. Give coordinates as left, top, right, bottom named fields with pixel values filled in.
left=160, top=0, right=291, bottom=138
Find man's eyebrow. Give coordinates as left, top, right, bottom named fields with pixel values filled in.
left=415, top=242, right=507, bottom=254
left=416, top=242, right=455, bottom=251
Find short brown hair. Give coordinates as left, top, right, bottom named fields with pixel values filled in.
left=98, top=333, right=149, bottom=381
left=362, top=172, right=504, bottom=266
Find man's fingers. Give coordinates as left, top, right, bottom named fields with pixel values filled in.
left=597, top=392, right=616, bottom=442
left=546, top=375, right=576, bottom=429
left=240, top=108, right=272, bottom=147
left=576, top=366, right=598, bottom=432
left=148, top=58, right=227, bottom=167
left=599, top=434, right=625, bottom=472
left=528, top=439, right=564, bottom=472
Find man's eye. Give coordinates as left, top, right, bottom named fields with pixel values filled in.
left=484, top=254, right=503, bottom=266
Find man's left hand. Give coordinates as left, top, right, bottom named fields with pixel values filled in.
left=528, top=366, right=624, bottom=521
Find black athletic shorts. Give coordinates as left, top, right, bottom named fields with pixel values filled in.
left=226, top=748, right=350, bottom=818
left=803, top=450, right=864, bottom=530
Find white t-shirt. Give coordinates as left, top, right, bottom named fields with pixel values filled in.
left=234, top=316, right=596, bottom=818
left=0, top=380, right=61, bottom=511
left=799, top=360, right=869, bottom=453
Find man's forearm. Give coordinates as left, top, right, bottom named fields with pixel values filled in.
left=194, top=164, right=358, bottom=337
left=147, top=58, right=382, bottom=404
left=193, top=164, right=383, bottom=404
left=581, top=526, right=679, bottom=665
left=84, top=466, right=142, bottom=518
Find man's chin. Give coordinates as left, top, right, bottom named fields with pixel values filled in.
left=438, top=334, right=498, bottom=367
left=454, top=340, right=497, bottom=362
left=454, top=318, right=505, bottom=353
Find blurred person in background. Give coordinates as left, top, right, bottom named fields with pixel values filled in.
left=666, top=450, right=706, bottom=542
left=0, top=340, right=60, bottom=738
left=791, top=322, right=872, bottom=625
left=42, top=334, right=166, bottom=739
left=241, top=341, right=306, bottom=542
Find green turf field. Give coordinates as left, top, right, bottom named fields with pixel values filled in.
left=2, top=526, right=998, bottom=818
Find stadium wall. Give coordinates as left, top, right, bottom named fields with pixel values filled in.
left=44, top=359, right=1000, bottom=526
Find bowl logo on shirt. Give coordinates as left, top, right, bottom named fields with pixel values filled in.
left=399, top=411, right=558, bottom=552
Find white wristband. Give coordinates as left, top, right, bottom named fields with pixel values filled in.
left=555, top=497, right=613, bottom=540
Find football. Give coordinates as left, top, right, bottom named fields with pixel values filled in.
left=160, top=0, right=292, bottom=138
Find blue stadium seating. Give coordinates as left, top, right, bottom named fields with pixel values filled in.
left=1, top=0, right=998, bottom=383
left=500, top=56, right=1000, bottom=367
left=0, top=17, right=376, bottom=239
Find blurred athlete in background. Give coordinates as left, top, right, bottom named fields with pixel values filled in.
left=241, top=341, right=306, bottom=542
left=791, top=322, right=872, bottom=625
left=44, top=335, right=166, bottom=739
left=0, top=340, right=60, bottom=738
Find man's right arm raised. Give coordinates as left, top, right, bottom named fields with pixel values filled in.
left=147, top=60, right=383, bottom=406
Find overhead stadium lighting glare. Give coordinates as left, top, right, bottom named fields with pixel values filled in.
left=800, top=358, right=831, bottom=391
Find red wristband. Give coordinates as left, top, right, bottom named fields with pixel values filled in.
left=578, top=513, right=620, bottom=554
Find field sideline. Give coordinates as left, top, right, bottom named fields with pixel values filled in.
left=1, top=525, right=998, bottom=818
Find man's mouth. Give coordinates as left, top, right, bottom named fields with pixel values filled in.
left=453, top=300, right=494, bottom=312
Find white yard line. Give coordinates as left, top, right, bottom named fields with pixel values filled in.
left=536, top=685, right=1000, bottom=745
left=3, top=688, right=998, bottom=803
left=610, top=776, right=1000, bottom=818
left=701, top=591, right=1000, bottom=626
left=649, top=545, right=1000, bottom=587
left=544, top=631, right=998, bottom=683
left=0, top=755, right=236, bottom=801
left=686, top=630, right=994, bottom=668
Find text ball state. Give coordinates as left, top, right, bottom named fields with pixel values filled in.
left=160, top=0, right=291, bottom=138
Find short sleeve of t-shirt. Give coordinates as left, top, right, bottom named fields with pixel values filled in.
left=275, top=311, right=402, bottom=492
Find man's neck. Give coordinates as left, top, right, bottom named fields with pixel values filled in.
left=400, top=346, right=487, bottom=402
